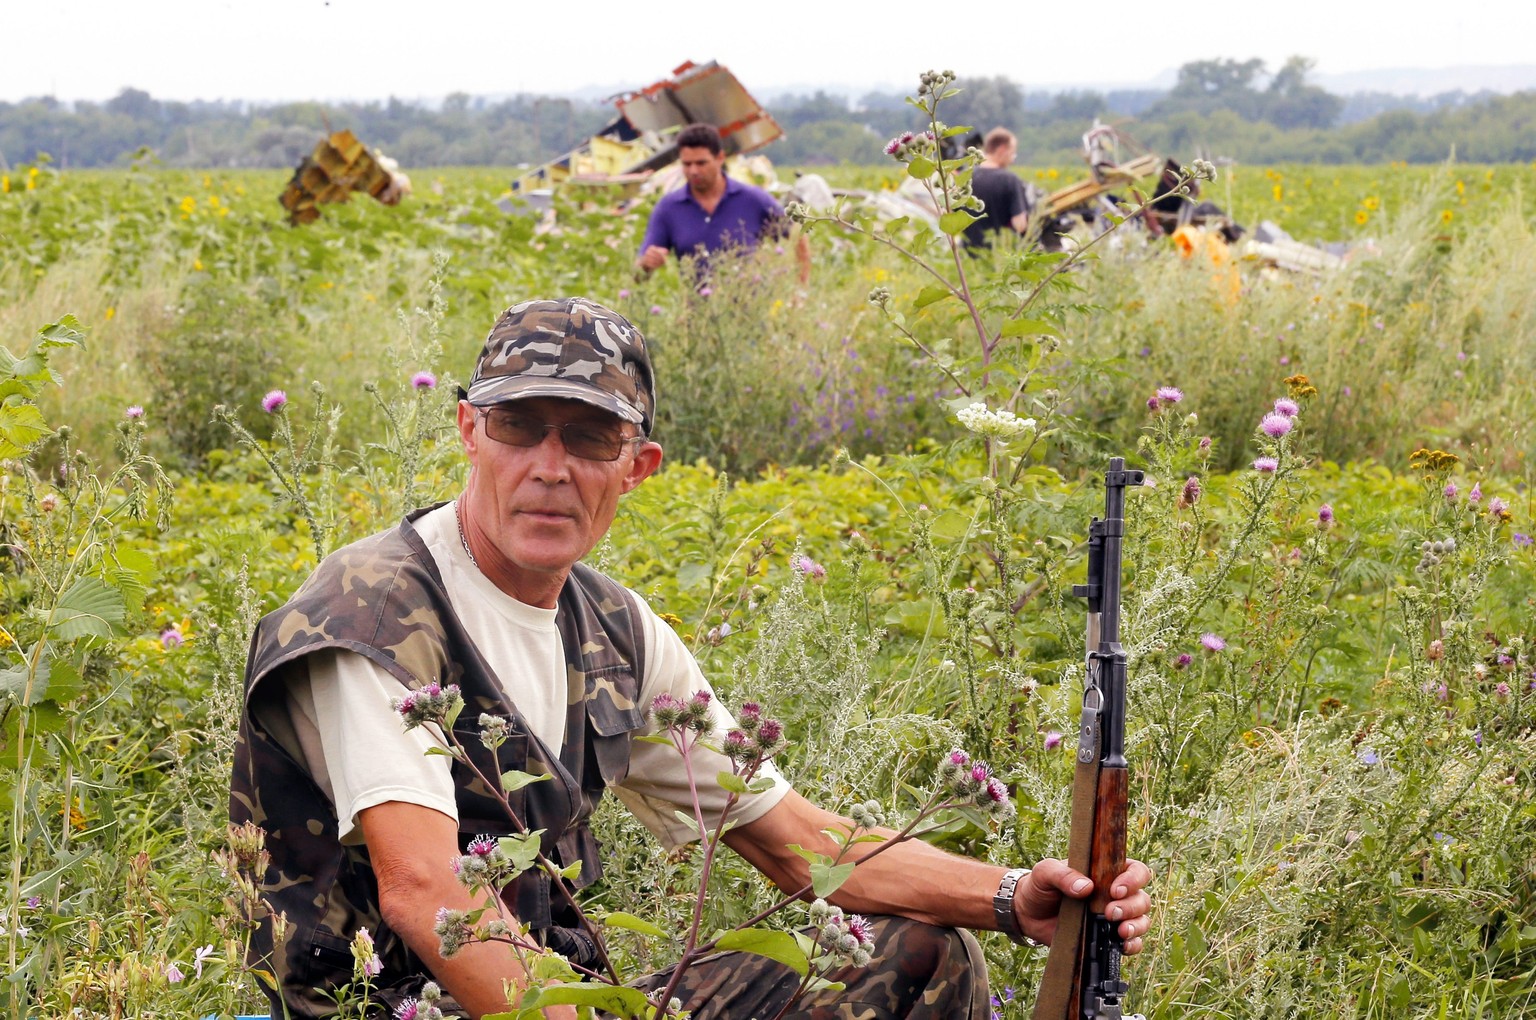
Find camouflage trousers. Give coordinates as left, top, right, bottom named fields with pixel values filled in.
left=624, top=916, right=990, bottom=1020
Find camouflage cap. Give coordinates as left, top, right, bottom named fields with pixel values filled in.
left=467, top=297, right=656, bottom=434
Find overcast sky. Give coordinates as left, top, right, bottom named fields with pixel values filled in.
left=7, top=0, right=1532, bottom=104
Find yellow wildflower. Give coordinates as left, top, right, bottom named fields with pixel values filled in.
left=105, top=306, right=116, bottom=320
left=1362, top=195, right=1379, bottom=211
left=179, top=195, right=197, bottom=214
left=1455, top=180, right=1465, bottom=196
left=193, top=259, right=204, bottom=271
left=1, top=175, right=8, bottom=193
left=207, top=195, right=221, bottom=208
left=1441, top=209, right=1454, bottom=224
left=1272, top=184, right=1283, bottom=202
left=202, top=174, right=212, bottom=188
left=1354, top=210, right=1369, bottom=225
left=1046, top=168, right=1059, bottom=179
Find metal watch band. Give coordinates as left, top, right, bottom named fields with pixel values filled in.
left=993, top=867, right=1037, bottom=945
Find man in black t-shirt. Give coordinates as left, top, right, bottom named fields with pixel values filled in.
left=963, top=128, right=1034, bottom=249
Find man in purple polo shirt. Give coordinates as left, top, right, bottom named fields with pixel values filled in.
left=636, top=123, right=810, bottom=281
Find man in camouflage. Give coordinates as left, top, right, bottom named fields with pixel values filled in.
left=231, top=297, right=1153, bottom=1019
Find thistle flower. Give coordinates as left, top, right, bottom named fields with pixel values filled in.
left=1444, top=480, right=1458, bottom=502
left=411, top=371, right=437, bottom=390
left=1178, top=476, right=1201, bottom=509
left=478, top=713, right=509, bottom=749
left=1253, top=457, right=1279, bottom=473
left=808, top=899, right=877, bottom=966
left=791, top=554, right=827, bottom=580
left=433, top=907, right=474, bottom=958
left=1468, top=482, right=1482, bottom=505
left=1488, top=496, right=1510, bottom=521
left=1495, top=681, right=1512, bottom=701
left=1273, top=398, right=1300, bottom=417
left=1318, top=503, right=1334, bottom=528
left=650, top=690, right=713, bottom=733
left=125, top=405, right=145, bottom=419
left=1175, top=653, right=1193, bottom=669
left=39, top=493, right=58, bottom=512
left=849, top=799, right=886, bottom=828
left=1154, top=386, right=1184, bottom=406
left=1044, top=730, right=1063, bottom=750
left=617, top=288, right=631, bottom=299
left=1199, top=436, right=1212, bottom=452
left=160, top=626, right=185, bottom=649
left=261, top=389, right=288, bottom=413
left=1200, top=633, right=1226, bottom=653
left=391, top=683, right=463, bottom=731
left=1259, top=413, right=1294, bottom=438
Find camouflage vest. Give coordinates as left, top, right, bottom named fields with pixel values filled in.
left=229, top=505, right=646, bottom=1017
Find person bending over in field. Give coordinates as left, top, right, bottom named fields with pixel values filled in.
left=230, top=296, right=1153, bottom=1019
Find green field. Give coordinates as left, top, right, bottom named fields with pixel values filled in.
left=3, top=137, right=1535, bottom=1019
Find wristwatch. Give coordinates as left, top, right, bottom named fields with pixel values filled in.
left=993, top=867, right=1041, bottom=946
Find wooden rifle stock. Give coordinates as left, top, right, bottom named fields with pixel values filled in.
left=1033, top=458, right=1143, bottom=1020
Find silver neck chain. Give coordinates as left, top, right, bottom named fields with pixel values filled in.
left=454, top=499, right=479, bottom=570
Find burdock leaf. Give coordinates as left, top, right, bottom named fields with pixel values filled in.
left=603, top=911, right=667, bottom=939
left=810, top=860, right=856, bottom=898
left=42, top=577, right=126, bottom=640
left=515, top=983, right=652, bottom=1018
left=501, top=769, right=553, bottom=792
left=715, top=928, right=809, bottom=976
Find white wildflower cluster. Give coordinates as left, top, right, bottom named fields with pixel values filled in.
left=956, top=402, right=1036, bottom=441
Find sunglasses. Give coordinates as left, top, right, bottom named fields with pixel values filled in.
left=477, top=408, right=643, bottom=462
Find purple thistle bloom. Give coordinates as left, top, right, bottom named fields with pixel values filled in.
left=261, top=389, right=287, bottom=413
left=1273, top=398, right=1300, bottom=417
left=395, top=1002, right=420, bottom=1020
left=983, top=776, right=1010, bottom=805
left=617, top=288, right=631, bottom=299
left=1180, top=476, right=1201, bottom=508
left=884, top=136, right=903, bottom=155
left=1260, top=413, right=1294, bottom=438
left=1318, top=503, right=1335, bottom=527
left=1044, top=730, right=1063, bottom=750
left=1175, top=653, right=1193, bottom=670
left=791, top=554, right=827, bottom=579
left=649, top=304, right=664, bottom=315
left=1199, top=436, right=1212, bottom=451
left=1444, top=480, right=1458, bottom=502
left=1146, top=396, right=1159, bottom=412
left=1200, top=633, right=1226, bottom=653
left=1253, top=457, right=1279, bottom=473
left=1468, top=482, right=1482, bottom=505
left=125, top=405, right=145, bottom=419
left=465, top=835, right=497, bottom=857
left=160, top=626, right=184, bottom=649
left=1495, top=682, right=1512, bottom=701
left=1488, top=496, right=1509, bottom=518
left=411, top=371, right=437, bottom=390
left=698, top=285, right=713, bottom=298
left=1155, top=386, right=1184, bottom=406
left=948, top=748, right=971, bottom=768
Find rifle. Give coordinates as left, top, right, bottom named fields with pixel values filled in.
left=1033, top=457, right=1146, bottom=1020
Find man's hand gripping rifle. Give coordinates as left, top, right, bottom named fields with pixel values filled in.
left=1033, top=457, right=1146, bottom=1020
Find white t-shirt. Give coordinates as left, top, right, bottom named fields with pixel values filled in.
left=287, top=501, right=788, bottom=848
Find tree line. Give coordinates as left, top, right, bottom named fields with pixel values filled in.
left=2, top=57, right=1532, bottom=172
